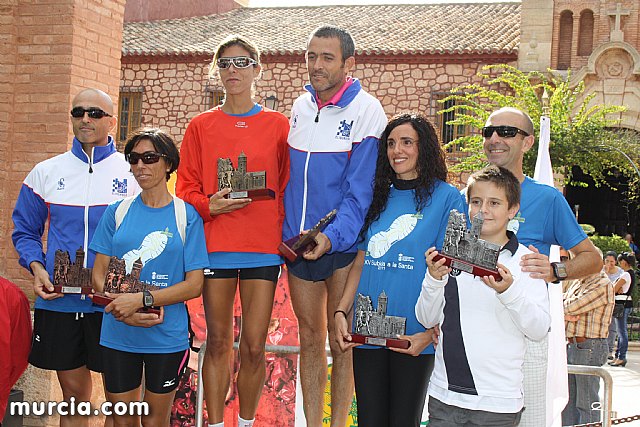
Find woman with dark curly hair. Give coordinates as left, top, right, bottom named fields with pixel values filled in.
left=333, top=113, right=465, bottom=426
left=610, top=251, right=636, bottom=366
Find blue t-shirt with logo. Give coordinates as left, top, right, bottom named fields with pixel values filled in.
left=355, top=180, right=465, bottom=353
left=507, top=177, right=587, bottom=256
left=90, top=195, right=208, bottom=353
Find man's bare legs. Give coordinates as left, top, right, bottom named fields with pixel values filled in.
left=325, top=265, right=354, bottom=427
left=288, top=261, right=354, bottom=427
left=57, top=367, right=92, bottom=427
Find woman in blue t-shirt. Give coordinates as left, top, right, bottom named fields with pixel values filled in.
left=90, top=128, right=208, bottom=426
left=333, top=113, right=465, bottom=426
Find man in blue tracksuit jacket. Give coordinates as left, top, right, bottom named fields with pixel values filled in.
left=282, top=25, right=387, bottom=426
left=12, top=88, right=139, bottom=425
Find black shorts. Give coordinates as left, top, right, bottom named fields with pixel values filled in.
left=204, top=265, right=281, bottom=283
left=29, top=309, right=104, bottom=372
left=102, top=347, right=189, bottom=394
left=286, top=252, right=356, bottom=282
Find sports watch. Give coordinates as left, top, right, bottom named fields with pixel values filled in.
left=551, top=262, right=568, bottom=283
left=143, top=290, right=154, bottom=308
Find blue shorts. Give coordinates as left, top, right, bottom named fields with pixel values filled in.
left=286, top=252, right=356, bottom=282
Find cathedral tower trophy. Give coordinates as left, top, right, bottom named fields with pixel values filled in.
left=433, top=209, right=502, bottom=280
left=349, top=291, right=410, bottom=349
left=91, top=256, right=161, bottom=314
left=50, top=247, right=94, bottom=295
left=217, top=151, right=275, bottom=200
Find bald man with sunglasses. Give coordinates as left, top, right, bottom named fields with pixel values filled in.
left=482, top=107, right=601, bottom=426
left=12, top=88, right=141, bottom=426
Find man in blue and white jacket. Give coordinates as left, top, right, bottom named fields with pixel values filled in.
left=283, top=25, right=387, bottom=427
left=12, top=88, right=139, bottom=425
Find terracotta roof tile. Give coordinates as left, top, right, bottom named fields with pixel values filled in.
left=123, top=2, right=520, bottom=57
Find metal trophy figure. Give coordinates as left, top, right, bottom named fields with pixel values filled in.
left=91, top=255, right=161, bottom=314
left=433, top=209, right=502, bottom=280
left=349, top=291, right=410, bottom=349
left=217, top=151, right=275, bottom=200
left=50, top=248, right=94, bottom=295
left=278, top=209, right=337, bottom=262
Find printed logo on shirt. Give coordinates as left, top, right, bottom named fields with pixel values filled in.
left=507, top=212, right=525, bottom=234
left=398, top=253, right=414, bottom=263
left=112, top=178, right=128, bottom=196
left=56, top=178, right=65, bottom=190
left=151, top=271, right=169, bottom=280
left=235, top=121, right=248, bottom=129
left=151, top=270, right=169, bottom=287
left=122, top=230, right=170, bottom=274
left=336, top=119, right=354, bottom=140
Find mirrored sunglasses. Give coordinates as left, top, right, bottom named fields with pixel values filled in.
left=217, top=56, right=258, bottom=69
left=126, top=151, right=167, bottom=165
left=482, top=125, right=529, bottom=138
left=70, top=107, right=112, bottom=119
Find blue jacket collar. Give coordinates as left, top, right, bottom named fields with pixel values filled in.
left=71, top=136, right=117, bottom=164
left=305, top=78, right=362, bottom=109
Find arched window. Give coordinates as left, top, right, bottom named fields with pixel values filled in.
left=578, top=9, right=594, bottom=56
left=558, top=10, right=573, bottom=69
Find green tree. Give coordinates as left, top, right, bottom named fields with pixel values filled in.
left=441, top=64, right=639, bottom=190
left=589, top=234, right=632, bottom=255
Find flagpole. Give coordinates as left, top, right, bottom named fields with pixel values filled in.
left=535, top=89, right=569, bottom=427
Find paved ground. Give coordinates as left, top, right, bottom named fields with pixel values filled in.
left=603, top=341, right=640, bottom=425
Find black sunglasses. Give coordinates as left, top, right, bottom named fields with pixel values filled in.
left=126, top=151, right=167, bottom=165
left=482, top=125, right=530, bottom=138
left=217, top=56, right=258, bottom=69
left=70, top=107, right=112, bottom=119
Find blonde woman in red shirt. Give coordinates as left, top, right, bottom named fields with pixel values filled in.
left=176, top=35, right=289, bottom=427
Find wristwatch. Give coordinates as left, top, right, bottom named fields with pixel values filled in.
left=142, top=290, right=154, bottom=308
left=551, top=262, right=568, bottom=283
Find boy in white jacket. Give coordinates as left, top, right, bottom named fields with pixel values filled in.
left=416, top=165, right=550, bottom=426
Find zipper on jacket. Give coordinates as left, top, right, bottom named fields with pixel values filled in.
left=83, top=147, right=94, bottom=268
left=314, top=109, right=320, bottom=123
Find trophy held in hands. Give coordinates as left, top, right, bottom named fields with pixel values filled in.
left=350, top=291, right=410, bottom=349
left=278, top=209, right=337, bottom=262
left=433, top=209, right=502, bottom=280
left=92, top=256, right=161, bottom=314
left=50, top=248, right=94, bottom=296
left=218, top=152, right=275, bottom=200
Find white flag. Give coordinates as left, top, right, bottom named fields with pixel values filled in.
left=535, top=114, right=569, bottom=427
left=534, top=116, right=553, bottom=186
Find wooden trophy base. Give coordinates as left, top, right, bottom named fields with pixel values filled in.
left=49, top=285, right=95, bottom=295
left=432, top=253, right=502, bottom=281
left=226, top=188, right=275, bottom=201
left=278, top=234, right=318, bottom=262
left=350, top=333, right=410, bottom=349
left=92, top=292, right=161, bottom=315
